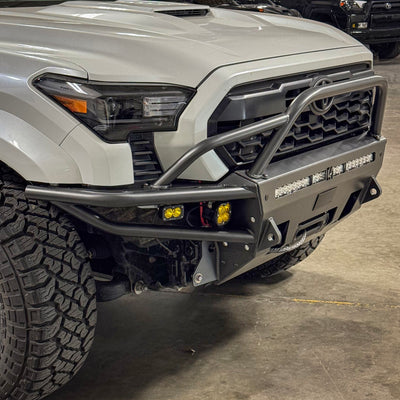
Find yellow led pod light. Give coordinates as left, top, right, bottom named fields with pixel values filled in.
left=215, top=202, right=232, bottom=226
left=162, top=205, right=184, bottom=221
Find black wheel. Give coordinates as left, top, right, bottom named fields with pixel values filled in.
left=0, top=167, right=97, bottom=400
left=371, top=42, right=400, bottom=60
left=243, top=235, right=324, bottom=279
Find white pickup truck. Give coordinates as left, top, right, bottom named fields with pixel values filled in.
left=0, top=1, right=387, bottom=399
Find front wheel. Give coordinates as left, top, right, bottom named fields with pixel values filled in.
left=371, top=42, right=400, bottom=60
left=243, top=235, right=324, bottom=279
left=0, top=168, right=97, bottom=400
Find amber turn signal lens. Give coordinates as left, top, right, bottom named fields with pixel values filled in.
left=54, top=95, right=88, bottom=114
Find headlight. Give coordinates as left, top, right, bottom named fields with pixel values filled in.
left=33, top=74, right=195, bottom=142
left=354, top=0, right=367, bottom=8
left=339, top=0, right=366, bottom=11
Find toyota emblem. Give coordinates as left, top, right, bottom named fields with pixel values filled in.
left=310, top=77, right=334, bottom=115
left=385, top=2, right=392, bottom=9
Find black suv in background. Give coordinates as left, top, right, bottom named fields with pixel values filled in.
left=276, top=0, right=400, bottom=59
left=162, top=0, right=302, bottom=16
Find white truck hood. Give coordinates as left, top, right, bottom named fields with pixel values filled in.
left=0, top=0, right=364, bottom=86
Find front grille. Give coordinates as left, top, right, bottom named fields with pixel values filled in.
left=129, top=133, right=162, bottom=185
left=157, top=9, right=209, bottom=17
left=274, top=90, right=373, bottom=160
left=208, top=64, right=374, bottom=169
left=371, top=1, right=400, bottom=12
left=370, top=1, right=400, bottom=28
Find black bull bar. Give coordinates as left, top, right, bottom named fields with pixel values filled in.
left=25, top=75, right=388, bottom=283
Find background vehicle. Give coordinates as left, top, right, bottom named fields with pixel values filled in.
left=276, top=0, right=400, bottom=59
left=0, top=0, right=387, bottom=399
left=175, top=0, right=302, bottom=16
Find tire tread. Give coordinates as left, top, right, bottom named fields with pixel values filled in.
left=243, top=235, right=324, bottom=279
left=0, top=166, right=96, bottom=400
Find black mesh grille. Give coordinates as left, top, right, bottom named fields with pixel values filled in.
left=371, top=1, right=400, bottom=12
left=275, top=90, right=372, bottom=160
left=129, top=133, right=162, bottom=185
left=370, top=1, right=400, bottom=28
left=208, top=64, right=373, bottom=169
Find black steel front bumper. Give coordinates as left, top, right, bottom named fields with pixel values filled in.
left=350, top=27, right=400, bottom=44
left=212, top=135, right=385, bottom=284
left=26, top=75, right=388, bottom=286
left=344, top=10, right=400, bottom=44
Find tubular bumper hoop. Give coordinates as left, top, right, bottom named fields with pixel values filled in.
left=25, top=75, right=387, bottom=243
left=152, top=75, right=387, bottom=185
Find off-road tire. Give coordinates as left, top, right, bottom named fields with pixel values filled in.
left=371, top=42, right=400, bottom=60
left=243, top=235, right=324, bottom=279
left=0, top=167, right=97, bottom=400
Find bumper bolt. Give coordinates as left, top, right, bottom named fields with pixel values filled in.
left=194, top=273, right=203, bottom=284
left=250, top=217, right=256, bottom=223
left=244, top=244, right=250, bottom=251
left=222, top=242, right=228, bottom=247
left=370, top=188, right=378, bottom=196
left=267, top=233, right=275, bottom=242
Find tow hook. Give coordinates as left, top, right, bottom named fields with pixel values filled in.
left=361, top=176, right=382, bottom=204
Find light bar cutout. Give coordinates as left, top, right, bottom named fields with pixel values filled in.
left=275, top=177, right=311, bottom=199
left=346, top=153, right=374, bottom=171
left=275, top=153, right=375, bottom=199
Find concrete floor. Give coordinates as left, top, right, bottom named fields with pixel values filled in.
left=48, top=58, right=400, bottom=400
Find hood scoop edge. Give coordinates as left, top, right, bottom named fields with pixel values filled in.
left=155, top=7, right=210, bottom=17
